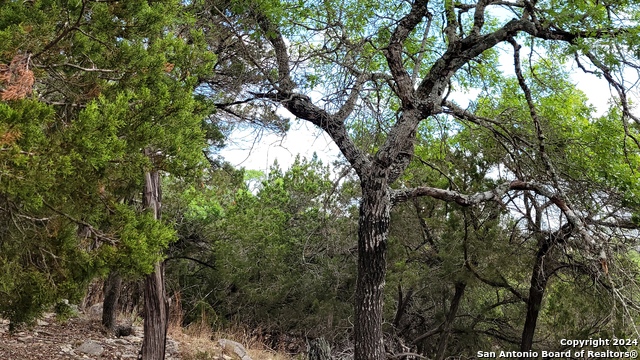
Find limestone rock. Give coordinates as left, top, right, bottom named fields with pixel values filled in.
left=76, top=340, right=104, bottom=355
left=17, top=335, right=33, bottom=343
left=308, top=337, right=331, bottom=360
left=219, top=338, right=253, bottom=360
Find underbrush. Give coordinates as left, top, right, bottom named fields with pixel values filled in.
left=170, top=312, right=299, bottom=360
left=174, top=323, right=299, bottom=360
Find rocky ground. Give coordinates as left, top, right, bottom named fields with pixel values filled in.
left=0, top=303, right=306, bottom=360
left=0, top=312, right=180, bottom=360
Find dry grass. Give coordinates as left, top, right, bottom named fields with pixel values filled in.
left=168, top=295, right=299, bottom=360
left=171, top=321, right=299, bottom=360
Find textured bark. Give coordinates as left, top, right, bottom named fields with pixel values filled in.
left=102, top=271, right=122, bottom=332
left=141, top=170, right=169, bottom=360
left=354, top=180, right=390, bottom=360
left=142, top=262, right=169, bottom=359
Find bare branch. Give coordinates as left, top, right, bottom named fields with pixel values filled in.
left=443, top=99, right=535, bottom=149
left=508, top=38, right=552, bottom=177
left=507, top=39, right=605, bottom=260
left=390, top=181, right=513, bottom=206
left=46, top=63, right=118, bottom=73
left=252, top=91, right=372, bottom=176
left=582, top=50, right=640, bottom=127
left=585, top=218, right=639, bottom=230
left=392, top=179, right=606, bottom=261
left=411, top=13, right=433, bottom=86
left=244, top=10, right=374, bottom=175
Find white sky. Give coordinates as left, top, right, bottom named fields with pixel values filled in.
left=219, top=118, right=341, bottom=171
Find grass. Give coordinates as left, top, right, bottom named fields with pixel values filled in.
left=173, top=322, right=299, bottom=360
left=168, top=298, right=299, bottom=360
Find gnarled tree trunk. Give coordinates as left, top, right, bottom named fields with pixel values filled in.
left=354, top=181, right=390, bottom=360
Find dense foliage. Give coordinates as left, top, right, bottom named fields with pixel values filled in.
left=191, top=0, right=640, bottom=358
left=0, top=0, right=216, bottom=329
left=2, top=0, right=640, bottom=359
left=165, top=157, right=358, bottom=341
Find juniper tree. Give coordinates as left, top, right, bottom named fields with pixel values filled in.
left=0, top=3, right=217, bottom=358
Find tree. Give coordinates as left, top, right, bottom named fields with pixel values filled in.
left=164, top=156, right=358, bottom=341
left=385, top=99, right=640, bottom=357
left=201, top=0, right=640, bottom=358
left=0, top=4, right=217, bottom=358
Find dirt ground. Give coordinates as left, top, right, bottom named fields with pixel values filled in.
left=0, top=312, right=181, bottom=360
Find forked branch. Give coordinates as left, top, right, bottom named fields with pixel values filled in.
left=391, top=179, right=607, bottom=261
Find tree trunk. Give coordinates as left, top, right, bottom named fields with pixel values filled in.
left=102, top=270, right=122, bottom=332
left=435, top=281, right=466, bottom=360
left=393, top=285, right=414, bottom=330
left=520, top=237, right=552, bottom=353
left=354, top=181, right=390, bottom=360
left=141, top=170, right=169, bottom=360
left=520, top=272, right=545, bottom=354
left=142, top=261, right=169, bottom=359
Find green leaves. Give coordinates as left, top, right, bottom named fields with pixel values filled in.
left=0, top=218, right=102, bottom=328
left=109, top=204, right=176, bottom=276
left=164, top=157, right=357, bottom=335
left=0, top=0, right=220, bottom=326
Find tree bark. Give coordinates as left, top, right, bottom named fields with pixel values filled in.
left=143, top=261, right=169, bottom=359
left=520, top=237, right=552, bottom=353
left=354, top=180, right=390, bottom=360
left=102, top=270, right=122, bottom=332
left=141, top=170, right=169, bottom=360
